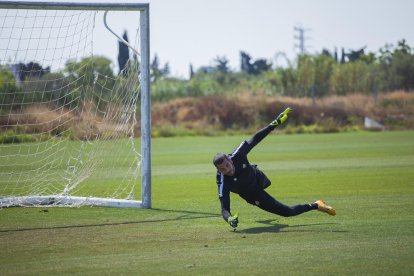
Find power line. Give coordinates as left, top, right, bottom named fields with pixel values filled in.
left=294, top=26, right=311, bottom=55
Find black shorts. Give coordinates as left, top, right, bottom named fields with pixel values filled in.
left=252, top=165, right=271, bottom=189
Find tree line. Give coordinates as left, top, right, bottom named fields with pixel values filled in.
left=151, top=39, right=414, bottom=101
left=1, top=38, right=413, bottom=109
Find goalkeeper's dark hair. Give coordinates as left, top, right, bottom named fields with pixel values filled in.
left=213, top=153, right=226, bottom=166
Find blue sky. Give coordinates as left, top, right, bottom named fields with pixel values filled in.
left=3, top=0, right=414, bottom=78
left=115, top=0, right=414, bottom=78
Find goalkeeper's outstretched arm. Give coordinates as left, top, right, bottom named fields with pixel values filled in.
left=246, top=107, right=293, bottom=148
left=219, top=197, right=231, bottom=222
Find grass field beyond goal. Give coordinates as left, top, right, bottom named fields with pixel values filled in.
left=1, top=131, right=414, bottom=275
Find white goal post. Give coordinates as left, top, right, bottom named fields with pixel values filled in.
left=0, top=1, right=151, bottom=208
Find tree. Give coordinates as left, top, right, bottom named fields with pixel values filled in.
left=309, top=53, right=337, bottom=97
left=65, top=56, right=113, bottom=80
left=340, top=48, right=346, bottom=64
left=279, top=67, right=298, bottom=97
left=391, top=40, right=414, bottom=91
left=240, top=51, right=272, bottom=75
left=240, top=51, right=253, bottom=74
left=214, top=56, right=230, bottom=73
left=0, top=70, right=18, bottom=105
left=251, top=59, right=272, bottom=75
left=118, top=30, right=130, bottom=77
left=378, top=40, right=414, bottom=91
left=14, top=62, right=50, bottom=81
left=189, top=64, right=195, bottom=79
left=345, top=46, right=366, bottom=62
left=64, top=56, right=115, bottom=107
left=329, top=61, right=372, bottom=95
left=296, top=55, right=315, bottom=97
left=151, top=54, right=170, bottom=83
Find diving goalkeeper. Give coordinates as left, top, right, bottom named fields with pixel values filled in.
left=213, top=107, right=336, bottom=230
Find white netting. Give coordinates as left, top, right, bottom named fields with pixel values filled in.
left=0, top=8, right=142, bottom=207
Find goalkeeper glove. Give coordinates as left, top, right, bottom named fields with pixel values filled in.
left=228, top=212, right=239, bottom=231
left=270, top=107, right=293, bottom=127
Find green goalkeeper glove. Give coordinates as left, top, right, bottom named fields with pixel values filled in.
left=270, top=107, right=293, bottom=127
left=228, top=212, right=239, bottom=231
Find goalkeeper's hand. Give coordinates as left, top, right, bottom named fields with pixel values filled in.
left=270, top=107, right=293, bottom=127
left=228, top=212, right=239, bottom=231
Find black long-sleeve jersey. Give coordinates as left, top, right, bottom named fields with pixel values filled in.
left=216, top=125, right=276, bottom=221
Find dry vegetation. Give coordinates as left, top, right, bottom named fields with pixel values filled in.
left=1, top=91, right=413, bottom=141
left=0, top=102, right=129, bottom=142
left=151, top=91, right=414, bottom=136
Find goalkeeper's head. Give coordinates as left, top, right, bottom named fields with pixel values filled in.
left=213, top=153, right=235, bottom=176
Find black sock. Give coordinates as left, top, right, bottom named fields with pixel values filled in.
left=310, top=203, right=318, bottom=210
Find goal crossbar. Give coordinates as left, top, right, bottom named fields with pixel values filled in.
left=0, top=1, right=149, bottom=11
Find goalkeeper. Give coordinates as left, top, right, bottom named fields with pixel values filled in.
left=213, top=107, right=336, bottom=230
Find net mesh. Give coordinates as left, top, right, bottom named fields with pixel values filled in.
left=0, top=9, right=142, bottom=206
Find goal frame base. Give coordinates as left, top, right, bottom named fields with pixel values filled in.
left=0, top=196, right=142, bottom=208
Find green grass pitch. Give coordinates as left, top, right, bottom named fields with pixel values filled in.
left=1, top=131, right=414, bottom=275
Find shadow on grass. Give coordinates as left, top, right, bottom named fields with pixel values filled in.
left=0, top=208, right=220, bottom=233
left=239, top=219, right=347, bottom=234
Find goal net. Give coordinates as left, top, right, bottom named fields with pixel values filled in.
left=0, top=2, right=151, bottom=208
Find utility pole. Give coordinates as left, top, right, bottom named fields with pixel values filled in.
left=294, top=26, right=311, bottom=55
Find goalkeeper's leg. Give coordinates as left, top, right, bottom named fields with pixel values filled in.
left=243, top=191, right=317, bottom=217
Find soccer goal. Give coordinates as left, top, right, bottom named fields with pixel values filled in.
left=0, top=1, right=151, bottom=208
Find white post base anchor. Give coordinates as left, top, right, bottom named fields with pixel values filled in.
left=364, top=117, right=385, bottom=130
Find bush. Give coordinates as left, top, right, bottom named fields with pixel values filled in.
left=0, top=129, right=50, bottom=144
